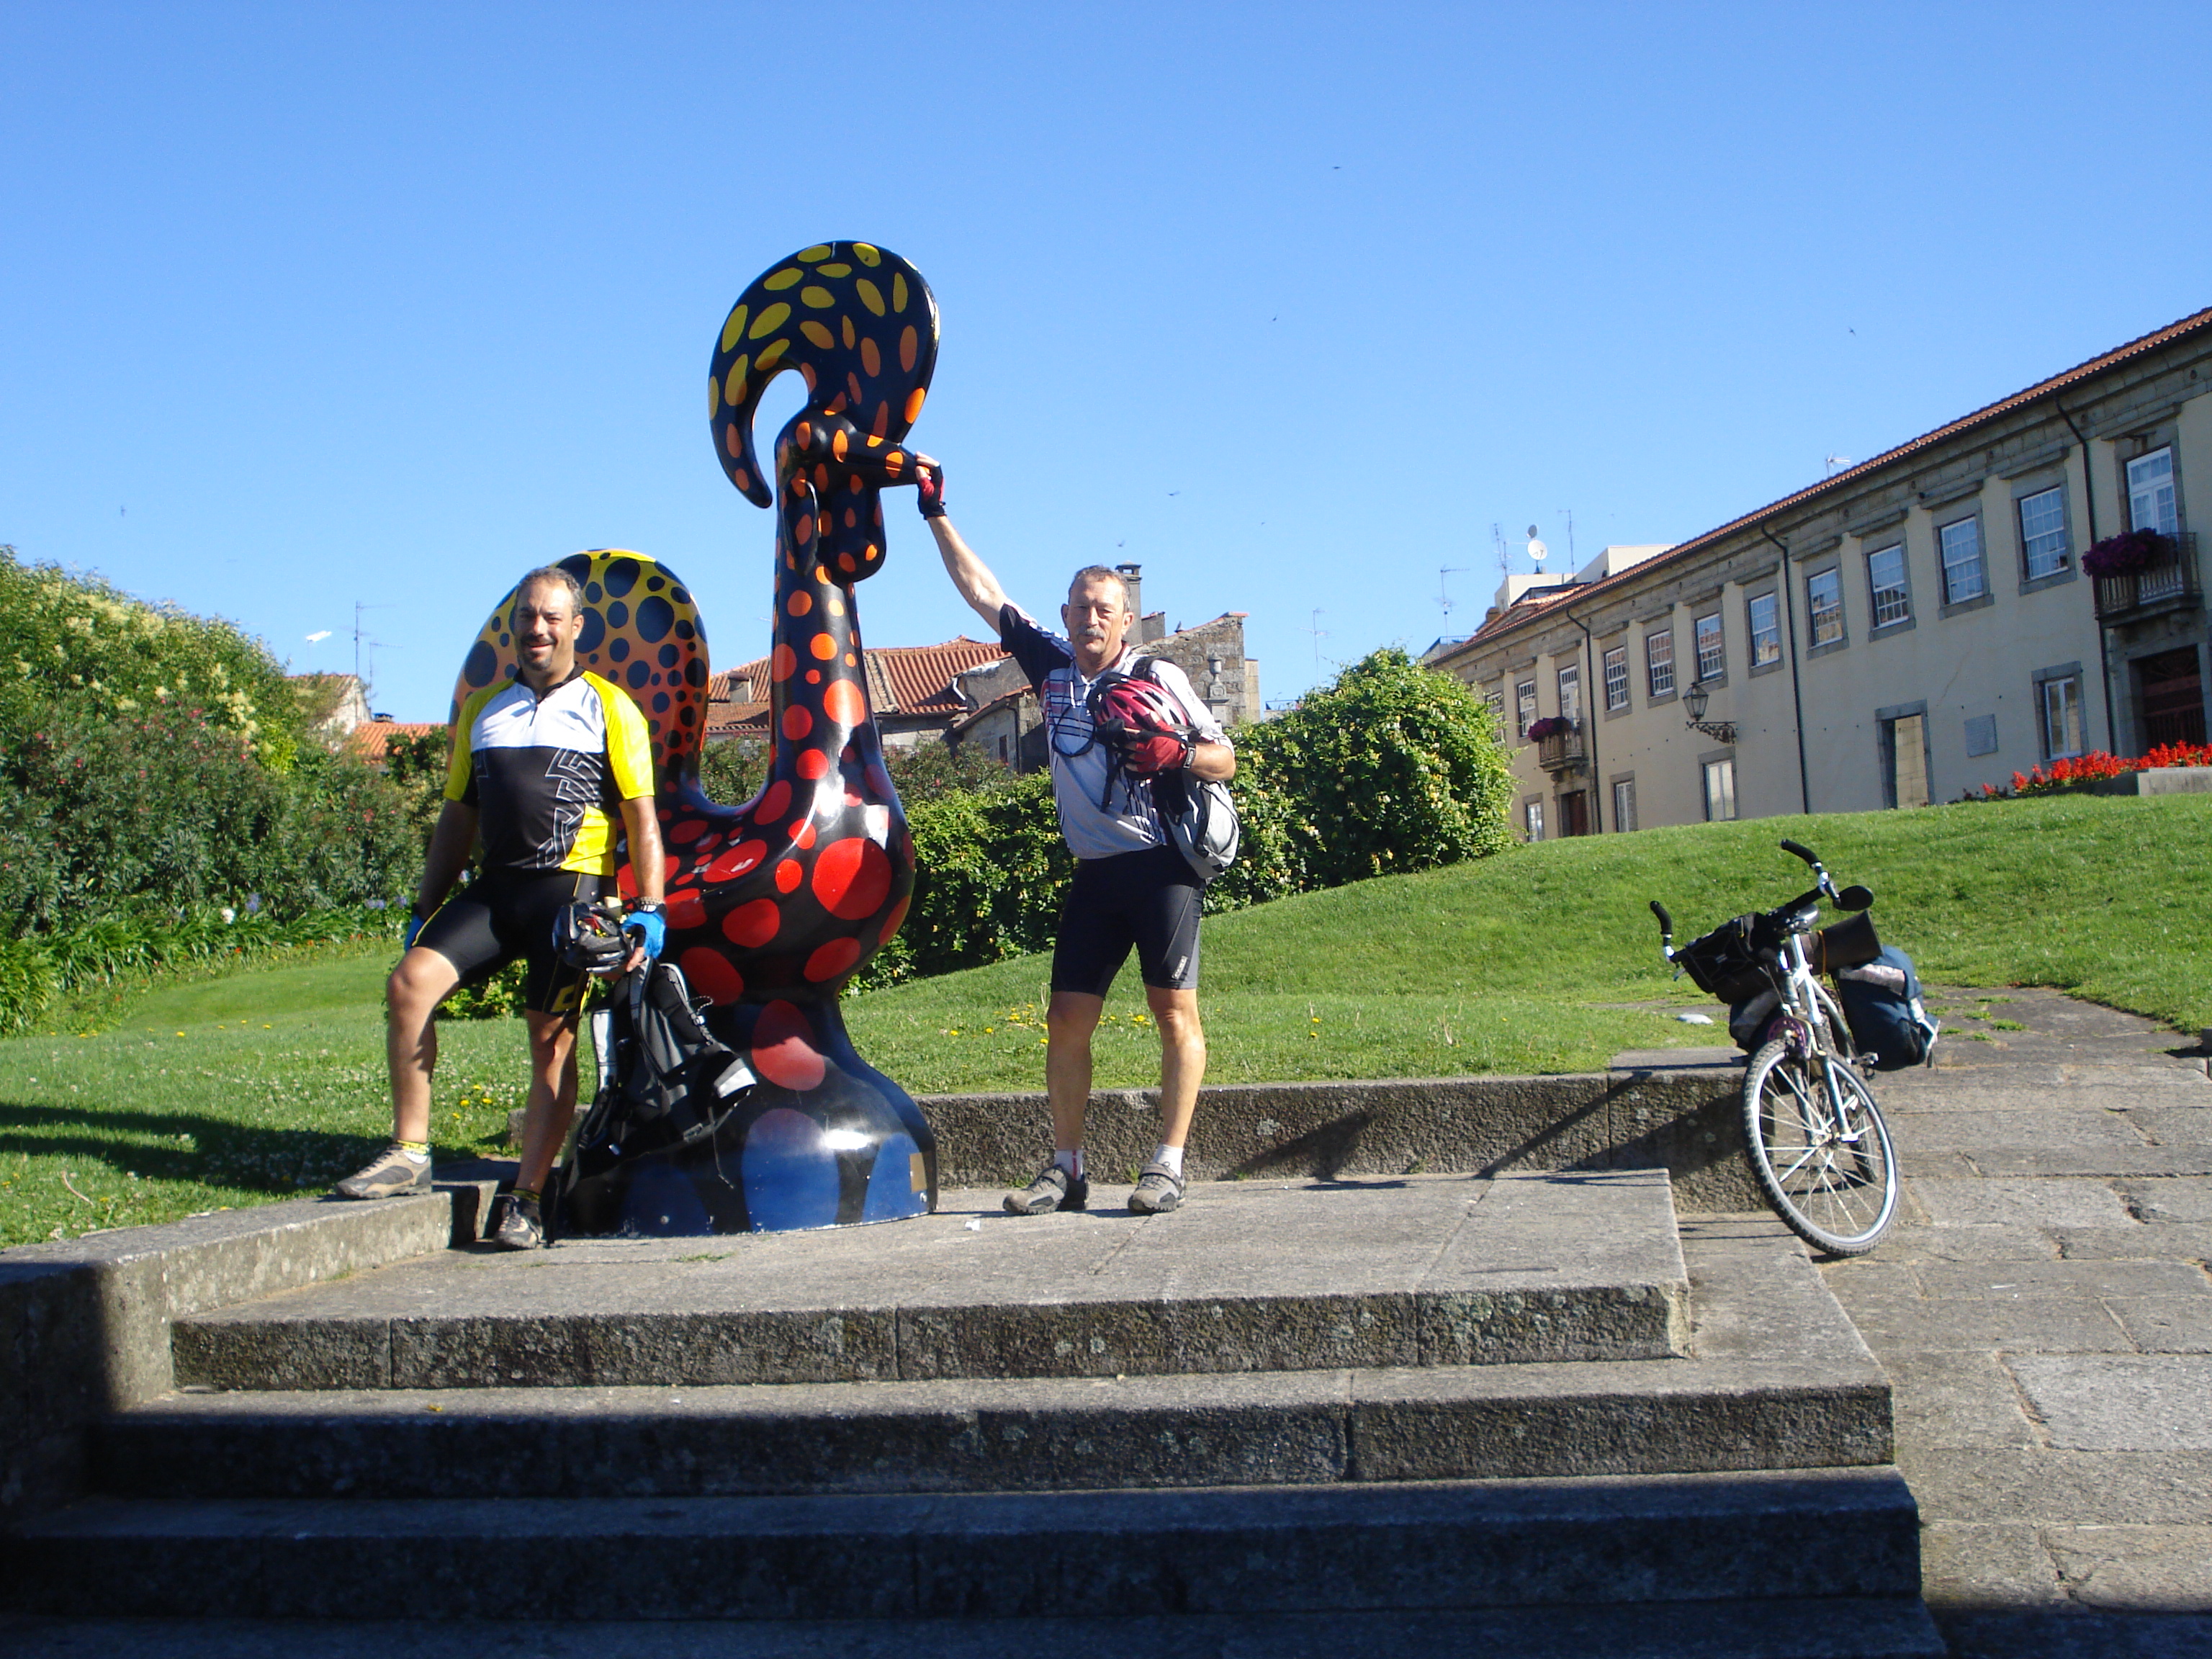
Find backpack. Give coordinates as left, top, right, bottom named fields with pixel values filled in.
left=1834, top=946, right=1940, bottom=1071
left=566, top=961, right=756, bottom=1177
left=1091, top=655, right=1241, bottom=884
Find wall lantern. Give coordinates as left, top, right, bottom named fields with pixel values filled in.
left=1682, top=680, right=1738, bottom=745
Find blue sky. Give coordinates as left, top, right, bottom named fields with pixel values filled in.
left=4, top=2, right=2208, bottom=721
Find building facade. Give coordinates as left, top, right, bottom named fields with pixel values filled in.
left=1431, top=309, right=2211, bottom=837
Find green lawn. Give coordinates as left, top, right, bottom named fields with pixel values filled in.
left=5, top=793, right=2206, bottom=1246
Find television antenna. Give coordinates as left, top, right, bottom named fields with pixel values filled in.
left=1491, top=523, right=1510, bottom=579
left=1525, top=524, right=1549, bottom=568
left=1437, top=566, right=1470, bottom=618
left=354, top=601, right=400, bottom=693
left=1823, top=454, right=1853, bottom=477
left=1306, top=608, right=1328, bottom=675
left=1557, top=508, right=1575, bottom=563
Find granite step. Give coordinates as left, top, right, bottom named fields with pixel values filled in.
left=0, top=1601, right=1952, bottom=1659
left=171, top=1170, right=1692, bottom=1390
left=1, top=1466, right=1924, bottom=1622
left=101, top=1216, right=1886, bottom=1496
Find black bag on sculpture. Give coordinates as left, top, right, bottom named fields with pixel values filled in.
left=570, top=962, right=755, bottom=1169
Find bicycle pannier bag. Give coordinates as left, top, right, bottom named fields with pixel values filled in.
left=1673, top=914, right=1770, bottom=1004
left=1812, top=911, right=1882, bottom=975
left=1834, top=946, right=1939, bottom=1071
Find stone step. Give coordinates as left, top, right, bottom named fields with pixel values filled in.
left=0, top=1601, right=1953, bottom=1659
left=171, top=1171, right=1691, bottom=1389
left=100, top=1217, right=1886, bottom=1496
left=1, top=1467, right=1924, bottom=1622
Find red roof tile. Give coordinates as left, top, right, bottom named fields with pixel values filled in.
left=343, top=721, right=443, bottom=763
left=709, top=637, right=1007, bottom=716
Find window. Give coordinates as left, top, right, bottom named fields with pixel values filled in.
left=1557, top=663, right=1581, bottom=724
left=2128, top=447, right=2177, bottom=534
left=1747, top=593, right=1781, bottom=667
left=1807, top=567, right=1844, bottom=645
left=1646, top=627, right=1675, bottom=698
left=1484, top=683, right=1506, bottom=739
left=1694, top=612, right=1725, bottom=680
left=1515, top=679, right=1537, bottom=739
left=1867, top=544, right=1910, bottom=628
left=2040, top=675, right=2083, bottom=760
left=2018, top=487, right=2069, bottom=580
left=1524, top=799, right=1545, bottom=841
left=1602, top=646, right=1629, bottom=711
left=1701, top=757, right=1736, bottom=822
left=1612, top=777, right=1637, bottom=832
left=1939, top=515, right=1985, bottom=603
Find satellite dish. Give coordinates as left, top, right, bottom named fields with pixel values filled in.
left=1527, top=537, right=1549, bottom=566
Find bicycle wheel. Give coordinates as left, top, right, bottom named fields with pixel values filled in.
left=1743, top=1038, right=1897, bottom=1255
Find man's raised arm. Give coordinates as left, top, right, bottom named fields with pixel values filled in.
left=915, top=461, right=1008, bottom=629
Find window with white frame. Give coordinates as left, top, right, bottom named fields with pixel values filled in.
left=1694, top=612, right=1725, bottom=680
left=1701, top=757, right=1737, bottom=822
left=1867, top=544, right=1910, bottom=627
left=2041, top=674, right=2085, bottom=760
left=1807, top=567, right=1845, bottom=645
left=1524, top=799, right=1545, bottom=842
left=1515, top=679, right=1537, bottom=739
left=2018, top=487, right=2069, bottom=580
left=1602, top=646, right=1629, bottom=711
left=2128, top=447, right=2177, bottom=534
left=1939, top=515, right=1985, bottom=603
left=1557, top=663, right=1581, bottom=724
left=1747, top=593, right=1781, bottom=667
left=1484, top=683, right=1506, bottom=739
left=1646, top=627, right=1675, bottom=697
left=1612, top=777, right=1637, bottom=832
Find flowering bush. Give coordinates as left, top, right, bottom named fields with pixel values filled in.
left=1524, top=714, right=1572, bottom=742
left=2082, top=529, right=2175, bottom=578
left=1983, top=741, right=2212, bottom=797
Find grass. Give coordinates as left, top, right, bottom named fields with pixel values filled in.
left=0, top=950, right=532, bottom=1248
left=5, top=792, right=2207, bottom=1246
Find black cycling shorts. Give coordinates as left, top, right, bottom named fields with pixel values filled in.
left=1051, top=843, right=1204, bottom=997
left=416, top=869, right=608, bottom=1020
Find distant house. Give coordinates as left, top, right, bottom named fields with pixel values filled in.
left=702, top=563, right=1262, bottom=772
left=291, top=673, right=373, bottom=737
left=344, top=719, right=444, bottom=767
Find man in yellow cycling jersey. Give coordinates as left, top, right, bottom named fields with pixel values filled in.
left=332, top=566, right=666, bottom=1249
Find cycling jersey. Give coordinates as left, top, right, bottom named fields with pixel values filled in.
left=997, top=604, right=1230, bottom=861
left=445, top=670, right=656, bottom=877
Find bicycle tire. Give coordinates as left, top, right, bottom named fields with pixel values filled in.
left=1743, top=1038, right=1897, bottom=1256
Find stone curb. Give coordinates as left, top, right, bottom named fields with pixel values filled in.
left=0, top=1194, right=451, bottom=1524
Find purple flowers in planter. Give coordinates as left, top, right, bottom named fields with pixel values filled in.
left=1525, top=714, right=1573, bottom=741
left=2082, top=529, right=2174, bottom=577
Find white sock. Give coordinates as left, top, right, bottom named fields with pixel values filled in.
left=1054, top=1148, right=1084, bottom=1179
left=1150, top=1143, right=1184, bottom=1178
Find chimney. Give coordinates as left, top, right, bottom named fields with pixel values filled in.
left=1115, top=562, right=1143, bottom=621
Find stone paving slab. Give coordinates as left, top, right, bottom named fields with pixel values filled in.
left=171, top=1170, right=1693, bottom=1388
left=0, top=1599, right=1951, bottom=1659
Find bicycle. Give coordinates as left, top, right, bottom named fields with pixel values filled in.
left=1650, top=839, right=1899, bottom=1256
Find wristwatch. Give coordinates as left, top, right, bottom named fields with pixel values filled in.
left=626, top=898, right=666, bottom=916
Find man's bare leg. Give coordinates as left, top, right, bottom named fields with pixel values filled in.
left=1146, top=985, right=1206, bottom=1150
left=515, top=1011, right=580, bottom=1198
left=1045, top=991, right=1105, bottom=1156
left=385, top=948, right=462, bottom=1143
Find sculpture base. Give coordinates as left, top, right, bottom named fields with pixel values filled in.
left=559, top=993, right=937, bottom=1236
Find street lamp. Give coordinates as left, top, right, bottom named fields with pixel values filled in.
left=1682, top=680, right=1737, bottom=745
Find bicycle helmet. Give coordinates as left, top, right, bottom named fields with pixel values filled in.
left=553, top=899, right=631, bottom=974
left=1087, top=673, right=1192, bottom=778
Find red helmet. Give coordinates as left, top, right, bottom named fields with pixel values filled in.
left=1087, top=673, right=1192, bottom=778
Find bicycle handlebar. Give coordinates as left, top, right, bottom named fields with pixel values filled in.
left=1650, top=899, right=1673, bottom=939
left=1780, top=838, right=1817, bottom=867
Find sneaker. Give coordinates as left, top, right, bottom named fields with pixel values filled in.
left=1004, top=1163, right=1088, bottom=1215
left=1128, top=1163, right=1185, bottom=1215
left=493, top=1193, right=544, bottom=1251
left=332, top=1144, right=432, bottom=1200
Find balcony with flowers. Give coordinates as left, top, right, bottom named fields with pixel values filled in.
left=1527, top=714, right=1586, bottom=773
left=2088, top=529, right=2198, bottom=622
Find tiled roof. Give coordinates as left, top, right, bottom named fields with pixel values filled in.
left=709, top=637, right=1008, bottom=717
left=343, top=721, right=442, bottom=763
left=1449, top=304, right=2212, bottom=656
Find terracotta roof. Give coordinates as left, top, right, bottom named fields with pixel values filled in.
left=1446, top=304, right=2212, bottom=658
left=343, top=721, right=442, bottom=763
left=709, top=637, right=1008, bottom=717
